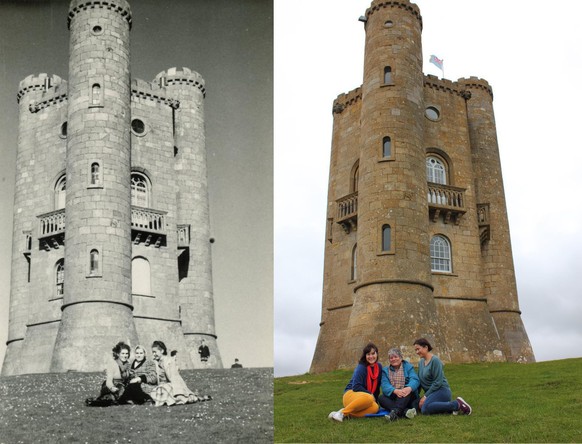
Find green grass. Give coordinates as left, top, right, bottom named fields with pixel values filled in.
left=275, top=358, right=582, bottom=443
left=0, top=367, right=273, bottom=443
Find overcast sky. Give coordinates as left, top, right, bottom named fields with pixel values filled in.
left=0, top=0, right=273, bottom=370
left=275, top=0, right=582, bottom=376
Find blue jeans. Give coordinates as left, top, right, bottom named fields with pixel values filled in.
left=421, top=387, right=459, bottom=415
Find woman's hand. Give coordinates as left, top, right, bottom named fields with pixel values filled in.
left=419, top=396, right=426, bottom=408
left=110, top=386, right=118, bottom=393
left=130, top=377, right=141, bottom=384
left=394, top=387, right=412, bottom=398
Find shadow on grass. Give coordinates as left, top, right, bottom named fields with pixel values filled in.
left=0, top=367, right=273, bottom=443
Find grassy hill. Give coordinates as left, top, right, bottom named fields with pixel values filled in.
left=0, top=367, right=273, bottom=443
left=275, top=358, right=582, bottom=443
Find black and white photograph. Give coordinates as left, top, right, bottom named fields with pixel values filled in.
left=0, top=0, right=272, bottom=442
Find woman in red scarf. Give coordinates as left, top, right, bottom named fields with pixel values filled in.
left=328, top=343, right=383, bottom=422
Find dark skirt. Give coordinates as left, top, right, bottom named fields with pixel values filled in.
left=85, top=380, right=125, bottom=407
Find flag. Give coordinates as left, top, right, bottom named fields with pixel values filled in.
left=429, top=54, right=444, bottom=71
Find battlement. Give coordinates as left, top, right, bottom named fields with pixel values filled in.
left=68, top=0, right=132, bottom=30
left=332, top=86, right=363, bottom=114
left=17, top=74, right=67, bottom=104
left=366, top=0, right=422, bottom=30
left=424, top=75, right=468, bottom=99
left=131, top=78, right=180, bottom=109
left=458, top=76, right=494, bottom=100
left=154, top=67, right=206, bottom=97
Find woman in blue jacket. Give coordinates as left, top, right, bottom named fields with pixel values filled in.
left=378, top=347, right=420, bottom=421
left=328, top=343, right=382, bottom=422
left=414, top=338, right=472, bottom=415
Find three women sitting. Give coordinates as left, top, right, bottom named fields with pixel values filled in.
left=86, top=340, right=210, bottom=406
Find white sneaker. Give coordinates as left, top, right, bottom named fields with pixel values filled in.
left=405, top=408, right=416, bottom=419
left=328, top=411, right=337, bottom=419
left=330, top=410, right=344, bottom=422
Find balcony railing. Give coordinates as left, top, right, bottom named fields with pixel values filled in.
left=38, top=209, right=65, bottom=249
left=36, top=207, right=186, bottom=250
left=427, top=183, right=466, bottom=224
left=336, top=191, right=358, bottom=233
left=131, top=206, right=167, bottom=247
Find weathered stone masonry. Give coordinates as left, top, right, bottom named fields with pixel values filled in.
left=2, top=0, right=222, bottom=375
left=311, top=0, right=535, bottom=373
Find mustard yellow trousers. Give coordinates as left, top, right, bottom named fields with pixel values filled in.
left=342, top=389, right=379, bottom=418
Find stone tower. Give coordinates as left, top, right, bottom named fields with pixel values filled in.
left=311, top=0, right=534, bottom=373
left=2, top=0, right=222, bottom=376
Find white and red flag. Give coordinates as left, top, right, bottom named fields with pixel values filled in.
left=429, top=54, right=444, bottom=71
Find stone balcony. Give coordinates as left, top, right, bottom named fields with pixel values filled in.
left=336, top=191, right=358, bottom=233
left=38, top=209, right=65, bottom=250
left=131, top=206, right=167, bottom=247
left=37, top=206, right=170, bottom=250
left=427, top=183, right=466, bottom=224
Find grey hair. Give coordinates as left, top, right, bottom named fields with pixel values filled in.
left=387, top=347, right=403, bottom=359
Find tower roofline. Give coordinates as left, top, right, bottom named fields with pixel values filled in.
left=68, top=0, right=132, bottom=30
left=332, top=86, right=362, bottom=114
left=365, top=0, right=422, bottom=30
left=458, top=76, right=494, bottom=100
left=154, top=67, right=206, bottom=97
left=17, top=74, right=67, bottom=104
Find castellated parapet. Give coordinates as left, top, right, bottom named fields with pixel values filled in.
left=2, top=0, right=222, bottom=375
left=311, top=0, right=534, bottom=373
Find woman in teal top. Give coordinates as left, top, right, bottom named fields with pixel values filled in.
left=413, top=338, right=472, bottom=415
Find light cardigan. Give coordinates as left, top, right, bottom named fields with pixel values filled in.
left=104, top=359, right=129, bottom=390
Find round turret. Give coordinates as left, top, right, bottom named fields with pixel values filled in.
left=155, top=67, right=206, bottom=96
left=50, top=0, right=137, bottom=372
left=340, top=0, right=446, bottom=364
left=157, top=66, right=222, bottom=368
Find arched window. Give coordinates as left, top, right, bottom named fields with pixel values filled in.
left=55, top=174, right=66, bottom=210
left=382, top=224, right=391, bottom=252
left=430, top=235, right=451, bottom=272
left=384, top=66, right=392, bottom=84
left=131, top=173, right=150, bottom=207
left=350, top=161, right=359, bottom=193
left=91, top=162, right=100, bottom=185
left=89, top=249, right=100, bottom=275
left=351, top=244, right=357, bottom=281
left=383, top=136, right=392, bottom=158
left=132, top=256, right=151, bottom=295
left=426, top=156, right=447, bottom=185
left=56, top=259, right=64, bottom=297
left=91, top=83, right=101, bottom=106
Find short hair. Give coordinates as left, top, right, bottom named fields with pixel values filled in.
left=358, top=342, right=379, bottom=365
left=112, top=341, right=131, bottom=359
left=134, top=345, right=147, bottom=355
left=387, top=347, right=403, bottom=359
left=152, top=340, right=168, bottom=355
left=413, top=338, right=433, bottom=352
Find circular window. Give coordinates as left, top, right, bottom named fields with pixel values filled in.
left=384, top=20, right=394, bottom=28
left=131, top=119, right=146, bottom=136
left=59, top=122, right=67, bottom=138
left=425, top=106, right=440, bottom=121
left=91, top=25, right=103, bottom=35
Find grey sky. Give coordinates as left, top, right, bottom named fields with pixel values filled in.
left=275, top=0, right=582, bottom=376
left=0, top=0, right=273, bottom=369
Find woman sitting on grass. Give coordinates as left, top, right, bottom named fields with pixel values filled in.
left=412, top=338, right=472, bottom=416
left=123, top=345, right=157, bottom=404
left=328, top=342, right=382, bottom=422
left=378, top=347, right=420, bottom=421
left=85, top=341, right=131, bottom=407
left=150, top=340, right=211, bottom=406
